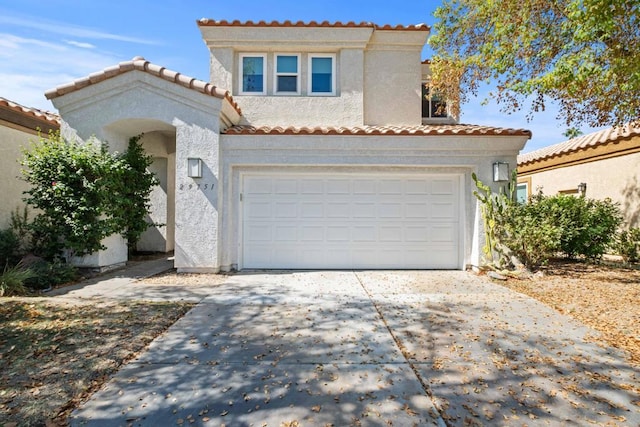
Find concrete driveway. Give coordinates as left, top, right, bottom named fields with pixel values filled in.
left=69, top=270, right=639, bottom=426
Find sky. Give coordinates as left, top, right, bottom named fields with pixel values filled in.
left=0, top=0, right=605, bottom=153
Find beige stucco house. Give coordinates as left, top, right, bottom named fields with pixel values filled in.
left=0, top=97, right=59, bottom=229
left=517, top=124, right=640, bottom=229
left=45, top=19, right=530, bottom=272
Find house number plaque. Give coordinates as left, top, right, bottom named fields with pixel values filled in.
left=179, top=183, right=215, bottom=191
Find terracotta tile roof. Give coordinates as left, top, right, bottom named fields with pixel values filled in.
left=45, top=57, right=241, bottom=114
left=0, top=97, right=60, bottom=125
left=223, top=124, right=532, bottom=137
left=518, top=123, right=640, bottom=165
left=197, top=19, right=430, bottom=31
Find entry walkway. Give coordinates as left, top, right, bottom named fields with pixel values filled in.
left=63, top=268, right=639, bottom=426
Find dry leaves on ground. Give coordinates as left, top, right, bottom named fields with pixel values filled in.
left=0, top=299, right=193, bottom=426
left=498, top=260, right=640, bottom=365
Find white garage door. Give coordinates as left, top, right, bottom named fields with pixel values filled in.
left=242, top=174, right=461, bottom=269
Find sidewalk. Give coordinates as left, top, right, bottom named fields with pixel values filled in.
left=45, top=256, right=214, bottom=302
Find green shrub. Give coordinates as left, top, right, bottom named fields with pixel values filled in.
left=0, top=228, right=21, bottom=268
left=0, top=263, right=36, bottom=296
left=545, top=195, right=621, bottom=259
left=24, top=259, right=78, bottom=290
left=474, top=174, right=622, bottom=269
left=614, top=228, right=640, bottom=263
left=503, top=195, right=563, bottom=267
left=21, top=132, right=157, bottom=259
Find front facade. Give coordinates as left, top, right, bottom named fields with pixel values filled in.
left=518, top=125, right=640, bottom=229
left=0, top=98, right=59, bottom=229
left=46, top=20, right=530, bottom=272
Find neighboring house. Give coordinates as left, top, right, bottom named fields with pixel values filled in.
left=0, top=97, right=59, bottom=229
left=45, top=19, right=530, bottom=272
left=517, top=124, right=640, bottom=228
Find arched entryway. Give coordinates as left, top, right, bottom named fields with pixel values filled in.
left=104, top=119, right=176, bottom=254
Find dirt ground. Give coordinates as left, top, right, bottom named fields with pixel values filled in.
left=496, top=259, right=640, bottom=365
left=0, top=300, right=193, bottom=426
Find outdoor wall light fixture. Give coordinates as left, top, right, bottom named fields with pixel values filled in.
left=187, top=158, right=202, bottom=178
left=577, top=182, right=587, bottom=195
left=493, top=162, right=510, bottom=182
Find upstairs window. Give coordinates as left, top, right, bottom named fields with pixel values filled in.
left=422, top=84, right=447, bottom=118
left=309, top=54, right=336, bottom=95
left=240, top=54, right=266, bottom=94
left=275, top=54, right=300, bottom=94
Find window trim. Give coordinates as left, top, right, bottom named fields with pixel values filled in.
left=274, top=53, right=301, bottom=95
left=239, top=53, right=267, bottom=95
left=308, top=53, right=336, bottom=96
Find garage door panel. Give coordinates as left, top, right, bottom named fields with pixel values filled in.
left=431, top=201, right=456, bottom=219
left=379, top=226, right=403, bottom=242
left=327, top=179, right=350, bottom=194
left=353, top=179, right=376, bottom=194
left=327, top=226, right=349, bottom=242
left=431, top=225, right=457, bottom=243
left=300, top=179, right=323, bottom=194
left=246, top=201, right=271, bottom=218
left=275, top=202, right=297, bottom=218
left=300, top=202, right=323, bottom=217
left=301, top=226, right=323, bottom=241
left=353, top=202, right=376, bottom=218
left=432, top=178, right=455, bottom=194
left=405, top=179, right=429, bottom=194
left=242, top=174, right=461, bottom=269
left=327, top=202, right=350, bottom=218
left=379, top=203, right=403, bottom=218
left=274, top=226, right=297, bottom=241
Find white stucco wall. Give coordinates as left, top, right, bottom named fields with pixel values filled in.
left=51, top=71, right=228, bottom=270
left=524, top=151, right=640, bottom=228
left=0, top=123, right=35, bottom=229
left=363, top=30, right=426, bottom=126
left=218, top=134, right=527, bottom=271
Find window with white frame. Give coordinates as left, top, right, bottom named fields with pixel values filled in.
left=275, top=54, right=300, bottom=94
left=421, top=84, right=447, bottom=118
left=239, top=54, right=266, bottom=94
left=516, top=182, right=529, bottom=204
left=309, top=54, right=336, bottom=95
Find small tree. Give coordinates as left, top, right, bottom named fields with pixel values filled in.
left=112, top=134, right=159, bottom=252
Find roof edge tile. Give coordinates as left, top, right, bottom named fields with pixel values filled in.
left=518, top=123, right=640, bottom=165
left=198, top=18, right=429, bottom=31
left=223, top=124, right=531, bottom=137
left=0, top=97, right=60, bottom=128
left=45, top=57, right=241, bottom=115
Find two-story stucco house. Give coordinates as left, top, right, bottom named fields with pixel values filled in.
left=45, top=19, right=530, bottom=272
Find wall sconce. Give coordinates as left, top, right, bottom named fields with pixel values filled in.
left=577, top=182, right=587, bottom=196
left=493, top=162, right=510, bottom=182
left=187, top=158, right=202, bottom=178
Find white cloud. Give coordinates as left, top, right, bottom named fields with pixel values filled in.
left=65, top=40, right=97, bottom=49
left=0, top=33, right=122, bottom=111
left=0, top=14, right=159, bottom=46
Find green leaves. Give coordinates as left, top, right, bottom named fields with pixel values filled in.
left=21, top=132, right=157, bottom=259
left=430, top=0, right=640, bottom=127
left=473, top=173, right=622, bottom=269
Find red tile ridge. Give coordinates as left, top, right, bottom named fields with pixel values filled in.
left=45, top=57, right=241, bottom=115
left=223, top=124, right=531, bottom=137
left=198, top=19, right=429, bottom=31
left=0, top=97, right=60, bottom=125
left=517, top=122, right=640, bottom=165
